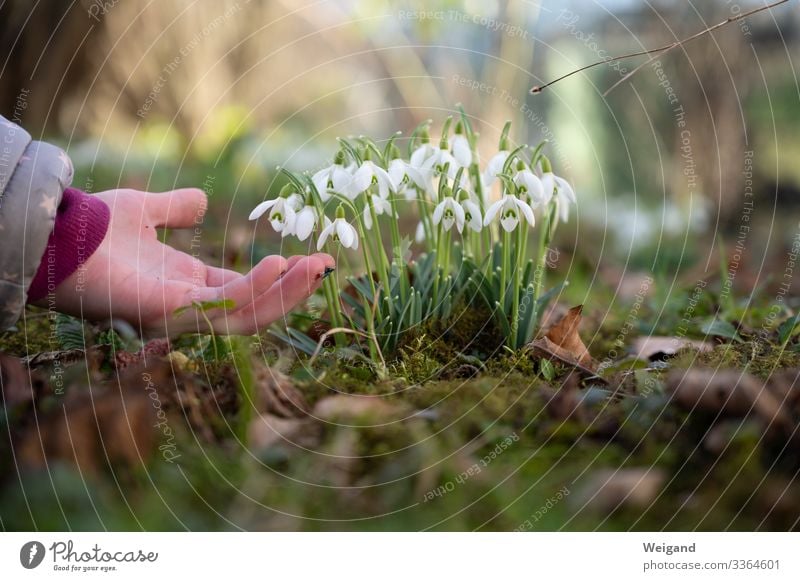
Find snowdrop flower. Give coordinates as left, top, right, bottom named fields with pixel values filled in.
left=317, top=216, right=359, bottom=251
left=415, top=221, right=426, bottom=243
left=432, top=196, right=465, bottom=233
left=423, top=141, right=461, bottom=177
left=450, top=124, right=472, bottom=167
left=513, top=169, right=545, bottom=208
left=249, top=192, right=303, bottom=237
left=350, top=159, right=394, bottom=200
left=363, top=194, right=393, bottom=230
left=410, top=142, right=436, bottom=168
left=482, top=149, right=509, bottom=189
left=293, top=205, right=317, bottom=241
left=484, top=194, right=535, bottom=232
left=388, top=157, right=429, bottom=201
left=312, top=157, right=354, bottom=201
left=461, top=198, right=483, bottom=233
left=541, top=172, right=577, bottom=222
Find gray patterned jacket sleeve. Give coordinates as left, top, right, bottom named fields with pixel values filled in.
left=0, top=115, right=74, bottom=329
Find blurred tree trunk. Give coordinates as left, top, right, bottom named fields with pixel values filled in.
left=667, top=3, right=750, bottom=224
left=0, top=0, right=96, bottom=134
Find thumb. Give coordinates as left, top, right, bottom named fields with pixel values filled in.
left=144, top=188, right=208, bottom=228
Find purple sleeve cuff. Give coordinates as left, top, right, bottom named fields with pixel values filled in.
left=27, top=188, right=110, bottom=302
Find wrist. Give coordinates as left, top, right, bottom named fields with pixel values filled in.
left=27, top=188, right=111, bottom=303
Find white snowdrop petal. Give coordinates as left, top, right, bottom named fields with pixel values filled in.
left=541, top=173, right=556, bottom=204
left=349, top=164, right=373, bottom=197
left=516, top=197, right=536, bottom=227
left=500, top=215, right=518, bottom=232
left=483, top=198, right=504, bottom=225
left=415, top=221, right=426, bottom=243
left=452, top=134, right=472, bottom=167
left=248, top=199, right=276, bottom=221
left=555, top=176, right=577, bottom=203
left=363, top=205, right=373, bottom=230
left=337, top=219, right=355, bottom=248
left=432, top=201, right=445, bottom=225
left=316, top=220, right=335, bottom=251
left=453, top=199, right=466, bottom=225
left=295, top=207, right=316, bottom=241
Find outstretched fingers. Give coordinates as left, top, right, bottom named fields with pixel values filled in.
left=213, top=255, right=331, bottom=335
left=143, top=188, right=208, bottom=228
left=200, top=255, right=289, bottom=307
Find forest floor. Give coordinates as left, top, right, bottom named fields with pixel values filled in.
left=1, top=273, right=799, bottom=531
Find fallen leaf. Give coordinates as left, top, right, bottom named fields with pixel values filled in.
left=764, top=368, right=800, bottom=415
left=632, top=336, right=713, bottom=360
left=253, top=363, right=309, bottom=418
left=16, top=386, right=155, bottom=474
left=527, top=306, right=598, bottom=376
left=248, top=413, right=315, bottom=450
left=572, top=468, right=665, bottom=512
left=313, top=394, right=403, bottom=423
left=666, top=368, right=793, bottom=434
left=546, top=306, right=591, bottom=360
left=0, top=353, right=37, bottom=408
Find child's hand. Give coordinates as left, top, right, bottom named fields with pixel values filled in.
left=38, top=188, right=334, bottom=337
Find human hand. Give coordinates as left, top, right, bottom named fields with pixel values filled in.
left=38, top=188, right=334, bottom=337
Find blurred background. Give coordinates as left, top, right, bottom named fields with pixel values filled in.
left=1, top=0, right=798, bottom=289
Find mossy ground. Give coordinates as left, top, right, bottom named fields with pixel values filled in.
left=1, top=282, right=799, bottom=531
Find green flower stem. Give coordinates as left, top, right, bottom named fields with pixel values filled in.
left=432, top=223, right=445, bottom=309
left=531, top=202, right=555, bottom=330
left=305, top=184, right=346, bottom=346
left=501, top=229, right=510, bottom=317
left=321, top=274, right=346, bottom=348
left=387, top=192, right=409, bottom=302
left=510, top=224, right=526, bottom=348
left=366, top=194, right=393, bottom=310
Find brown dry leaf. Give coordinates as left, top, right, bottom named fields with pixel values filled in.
left=248, top=413, right=319, bottom=451
left=1, top=352, right=36, bottom=408
left=666, top=368, right=793, bottom=433
left=528, top=305, right=597, bottom=374
left=546, top=305, right=592, bottom=364
left=16, top=387, right=155, bottom=474
left=764, top=368, right=800, bottom=416
left=119, top=359, right=220, bottom=443
left=573, top=468, right=665, bottom=513
left=313, top=394, right=404, bottom=423
left=253, top=363, right=309, bottom=418
left=633, top=336, right=713, bottom=360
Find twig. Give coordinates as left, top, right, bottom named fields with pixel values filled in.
left=530, top=0, right=791, bottom=95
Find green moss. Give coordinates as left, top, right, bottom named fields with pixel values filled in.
left=0, top=309, right=56, bottom=356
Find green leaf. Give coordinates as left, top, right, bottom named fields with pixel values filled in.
left=268, top=328, right=316, bottom=356
left=700, top=318, right=743, bottom=342
left=540, top=358, right=555, bottom=381
left=55, top=314, right=86, bottom=351
left=174, top=299, right=235, bottom=318
left=778, top=313, right=800, bottom=345
left=348, top=275, right=375, bottom=303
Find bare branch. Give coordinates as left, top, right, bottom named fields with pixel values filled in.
left=530, top=0, right=791, bottom=95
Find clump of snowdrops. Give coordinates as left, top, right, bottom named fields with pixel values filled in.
left=250, top=111, right=575, bottom=360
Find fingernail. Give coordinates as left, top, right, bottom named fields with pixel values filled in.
left=321, top=267, right=336, bottom=280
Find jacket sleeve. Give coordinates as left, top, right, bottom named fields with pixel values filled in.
left=0, top=114, right=74, bottom=329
